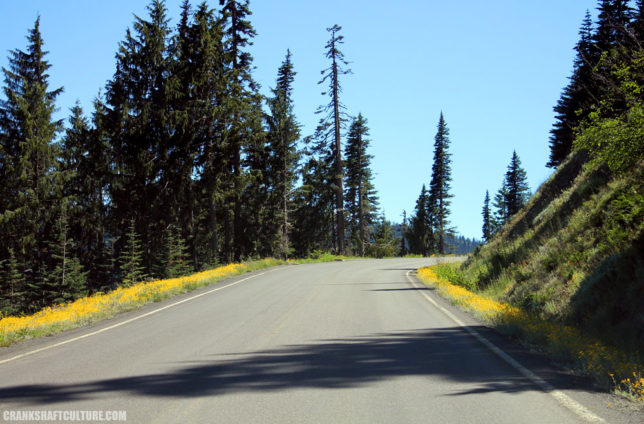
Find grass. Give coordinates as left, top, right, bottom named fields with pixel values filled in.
left=417, top=264, right=644, bottom=402
left=0, top=255, right=349, bottom=347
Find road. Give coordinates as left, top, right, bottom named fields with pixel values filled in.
left=0, top=258, right=638, bottom=423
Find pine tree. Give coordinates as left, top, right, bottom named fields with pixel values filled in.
left=265, top=50, right=301, bottom=259
left=482, top=190, right=491, bottom=242
left=164, top=224, right=193, bottom=278
left=219, top=0, right=261, bottom=261
left=491, top=179, right=509, bottom=234
left=43, top=202, right=88, bottom=305
left=428, top=112, right=454, bottom=254
left=406, top=185, right=432, bottom=255
left=317, top=24, right=352, bottom=254
left=504, top=151, right=531, bottom=217
left=594, top=0, right=634, bottom=53
left=367, top=214, right=399, bottom=258
left=176, top=1, right=226, bottom=267
left=291, top=130, right=336, bottom=255
left=0, top=249, right=26, bottom=316
left=548, top=11, right=596, bottom=168
left=105, top=0, right=175, bottom=276
left=119, top=219, right=148, bottom=286
left=399, top=210, right=408, bottom=256
left=0, top=17, right=63, bottom=307
left=344, top=114, right=379, bottom=256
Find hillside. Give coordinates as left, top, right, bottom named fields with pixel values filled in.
left=454, top=150, right=643, bottom=358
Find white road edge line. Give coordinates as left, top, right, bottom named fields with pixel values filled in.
left=406, top=270, right=606, bottom=424
left=0, top=271, right=271, bottom=366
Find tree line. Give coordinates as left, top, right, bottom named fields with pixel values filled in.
left=480, top=0, right=644, bottom=243
left=0, top=0, right=385, bottom=316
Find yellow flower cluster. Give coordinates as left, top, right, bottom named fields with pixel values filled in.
left=417, top=266, right=643, bottom=402
left=0, top=262, right=254, bottom=347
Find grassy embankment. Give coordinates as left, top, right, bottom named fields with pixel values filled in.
left=0, top=255, right=349, bottom=347
left=417, top=151, right=643, bottom=401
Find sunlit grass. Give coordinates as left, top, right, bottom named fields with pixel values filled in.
left=417, top=265, right=643, bottom=402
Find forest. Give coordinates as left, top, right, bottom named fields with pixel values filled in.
left=0, top=0, right=471, bottom=316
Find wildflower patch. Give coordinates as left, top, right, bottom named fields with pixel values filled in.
left=417, top=265, right=643, bottom=402
left=0, top=262, right=260, bottom=347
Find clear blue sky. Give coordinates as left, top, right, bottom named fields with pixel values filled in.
left=1, top=0, right=599, bottom=239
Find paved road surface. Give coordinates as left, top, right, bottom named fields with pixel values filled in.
left=0, top=258, right=640, bottom=423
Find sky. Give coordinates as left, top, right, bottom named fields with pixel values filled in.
left=0, top=0, right=601, bottom=240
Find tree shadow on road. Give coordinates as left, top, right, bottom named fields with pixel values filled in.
left=0, top=327, right=593, bottom=405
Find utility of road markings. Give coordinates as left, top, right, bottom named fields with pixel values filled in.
left=405, top=270, right=606, bottom=424
left=0, top=271, right=275, bottom=366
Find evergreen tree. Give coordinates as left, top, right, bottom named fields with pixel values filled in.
left=399, top=210, right=408, bottom=256
left=164, top=224, right=193, bottom=278
left=482, top=190, right=491, bottom=242
left=265, top=50, right=301, bottom=259
left=491, top=178, right=509, bottom=234
left=406, top=185, right=432, bottom=255
left=218, top=0, right=261, bottom=261
left=291, top=130, right=336, bottom=255
left=105, top=0, right=175, bottom=276
left=504, top=151, right=531, bottom=217
left=60, top=103, right=112, bottom=292
left=492, top=151, right=530, bottom=233
left=548, top=11, right=596, bottom=168
left=428, top=112, right=454, bottom=254
left=0, top=249, right=26, bottom=316
left=317, top=24, right=352, bottom=254
left=119, top=219, right=148, bottom=286
left=43, top=202, right=88, bottom=305
left=344, top=114, right=379, bottom=256
left=367, top=214, right=399, bottom=258
left=0, top=17, right=63, bottom=306
left=176, top=1, right=227, bottom=267
left=594, top=0, right=634, bottom=53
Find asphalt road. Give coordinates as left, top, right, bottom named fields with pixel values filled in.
left=0, top=258, right=640, bottom=423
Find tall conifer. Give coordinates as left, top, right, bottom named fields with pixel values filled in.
left=428, top=112, right=453, bottom=254
left=482, top=190, right=491, bottom=242
left=317, top=25, right=351, bottom=254
left=0, top=17, right=63, bottom=306
left=266, top=50, right=301, bottom=259
left=344, top=114, right=379, bottom=256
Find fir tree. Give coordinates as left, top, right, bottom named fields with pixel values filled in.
left=344, top=114, right=379, bottom=256
left=219, top=0, right=261, bottom=261
left=317, top=24, right=352, bottom=254
left=399, top=210, right=408, bottom=256
left=119, top=219, right=148, bottom=286
left=548, top=11, right=596, bottom=168
left=43, top=202, right=88, bottom=305
left=428, top=112, right=454, bottom=254
left=504, top=151, right=531, bottom=217
left=176, top=1, right=226, bottom=266
left=367, top=214, right=399, bottom=258
left=491, top=178, right=509, bottom=234
left=406, top=185, right=432, bottom=255
left=482, top=190, right=491, bottom=242
left=594, top=0, right=634, bottom=53
left=0, top=249, right=26, bottom=316
left=164, top=224, right=193, bottom=278
left=105, top=0, right=175, bottom=276
left=0, top=17, right=63, bottom=306
left=265, top=50, right=301, bottom=259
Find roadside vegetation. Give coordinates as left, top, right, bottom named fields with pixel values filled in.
left=418, top=265, right=643, bottom=402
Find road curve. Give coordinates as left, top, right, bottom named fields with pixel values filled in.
left=0, top=258, right=638, bottom=423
